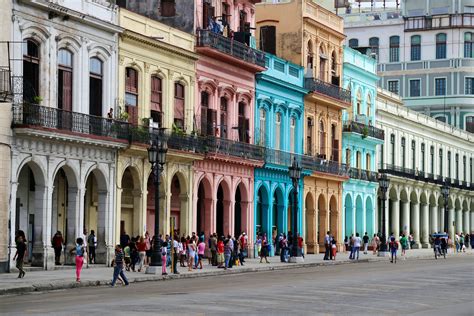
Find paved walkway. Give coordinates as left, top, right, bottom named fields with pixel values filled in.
left=0, top=248, right=472, bottom=295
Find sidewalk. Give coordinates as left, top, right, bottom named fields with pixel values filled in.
left=0, top=248, right=472, bottom=296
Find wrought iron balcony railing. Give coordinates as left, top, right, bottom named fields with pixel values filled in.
left=304, top=77, right=351, bottom=104
left=349, top=168, right=378, bottom=182
left=404, top=13, right=474, bottom=31
left=13, top=103, right=131, bottom=141
left=343, top=121, right=385, bottom=140
left=206, top=136, right=265, bottom=161
left=196, top=29, right=266, bottom=68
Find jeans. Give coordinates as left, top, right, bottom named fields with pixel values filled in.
left=324, top=245, right=330, bottom=260
left=111, top=265, right=129, bottom=286
left=89, top=246, right=96, bottom=264
left=224, top=254, right=231, bottom=268
left=138, top=251, right=146, bottom=270
left=353, top=246, right=360, bottom=260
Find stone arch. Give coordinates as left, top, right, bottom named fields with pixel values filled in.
left=121, top=165, right=143, bottom=238
left=273, top=184, right=285, bottom=236
left=169, top=170, right=189, bottom=236
left=317, top=193, right=327, bottom=248
left=196, top=174, right=213, bottom=235
left=234, top=180, right=249, bottom=237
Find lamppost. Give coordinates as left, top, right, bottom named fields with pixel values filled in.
left=378, top=173, right=390, bottom=255
left=441, top=181, right=450, bottom=234
left=288, top=157, right=303, bottom=263
left=146, top=128, right=168, bottom=273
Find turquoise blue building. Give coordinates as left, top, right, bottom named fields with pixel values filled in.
left=254, top=54, right=307, bottom=256
left=341, top=47, right=384, bottom=239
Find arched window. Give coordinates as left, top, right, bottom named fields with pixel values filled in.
left=319, top=120, right=325, bottom=158
left=220, top=97, right=228, bottom=138
left=319, top=45, right=327, bottom=81
left=389, top=36, right=400, bottom=62
left=23, top=39, right=40, bottom=103
left=465, top=32, right=473, bottom=58
left=436, top=33, right=447, bottom=59
left=174, top=82, right=185, bottom=129
left=125, top=67, right=138, bottom=125
left=366, top=95, right=372, bottom=117
left=356, top=151, right=361, bottom=169
left=369, top=37, right=379, bottom=57
left=331, top=123, right=338, bottom=162
left=58, top=48, right=73, bottom=111
left=238, top=102, right=249, bottom=143
left=366, top=153, right=371, bottom=170
left=275, top=112, right=281, bottom=150
left=356, top=90, right=362, bottom=115
left=411, top=140, right=416, bottom=170
left=290, top=116, right=296, bottom=153
left=411, top=35, right=421, bottom=61
left=151, top=76, right=163, bottom=127
left=348, top=38, right=358, bottom=48
left=259, top=108, right=266, bottom=146
left=307, top=40, right=313, bottom=71
left=306, top=117, right=313, bottom=155
left=345, top=148, right=351, bottom=166
left=390, top=134, right=395, bottom=165
left=331, top=51, right=339, bottom=86
left=89, top=57, right=103, bottom=116
left=439, top=148, right=443, bottom=176
left=401, top=137, right=406, bottom=168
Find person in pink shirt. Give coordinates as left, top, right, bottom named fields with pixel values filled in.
left=197, top=239, right=206, bottom=269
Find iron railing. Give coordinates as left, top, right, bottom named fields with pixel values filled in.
left=343, top=121, right=385, bottom=140
left=196, top=29, right=266, bottom=68
left=13, top=103, right=131, bottom=140
left=349, top=168, right=378, bottom=182
left=304, top=77, right=351, bottom=104
left=404, top=13, right=474, bottom=31
left=206, top=136, right=265, bottom=161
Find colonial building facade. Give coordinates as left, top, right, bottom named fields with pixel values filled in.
left=10, top=0, right=123, bottom=269
left=376, top=88, right=473, bottom=248
left=342, top=46, right=383, bottom=239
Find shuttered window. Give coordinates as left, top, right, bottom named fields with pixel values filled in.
left=89, top=57, right=103, bottom=116
left=174, top=83, right=185, bottom=128
left=125, top=68, right=138, bottom=106
left=260, top=25, right=276, bottom=55
left=58, top=49, right=73, bottom=111
left=23, top=39, right=40, bottom=103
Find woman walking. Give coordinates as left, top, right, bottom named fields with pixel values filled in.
left=260, top=233, right=269, bottom=263
left=371, top=234, right=379, bottom=255
left=136, top=236, right=147, bottom=272
left=161, top=241, right=168, bottom=275
left=197, top=238, right=205, bottom=269
left=70, top=237, right=85, bottom=282
left=187, top=239, right=196, bottom=272
left=144, top=231, right=152, bottom=266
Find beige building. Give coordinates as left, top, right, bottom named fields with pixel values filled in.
left=256, top=0, right=350, bottom=253
left=116, top=9, right=199, bottom=242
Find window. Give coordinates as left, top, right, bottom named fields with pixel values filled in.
left=466, top=78, right=474, bottom=95
left=369, top=37, right=379, bottom=57
left=455, top=153, right=459, bottom=180
left=89, top=57, right=103, bottom=116
left=401, top=137, right=406, bottom=168
left=356, top=91, right=362, bottom=115
left=220, top=97, right=228, bottom=138
left=411, top=140, right=416, bottom=170
left=319, top=120, right=325, bottom=158
left=366, top=153, right=371, bottom=171
left=410, top=35, right=421, bottom=61
left=436, top=33, right=447, bottom=59
left=421, top=143, right=425, bottom=172
left=435, top=78, right=446, bottom=96
left=260, top=25, right=276, bottom=55
left=379, top=144, right=384, bottom=169
left=290, top=117, right=296, bottom=153
left=439, top=149, right=443, bottom=176
left=463, top=156, right=467, bottom=181
left=346, top=148, right=351, bottom=167
left=125, top=68, right=138, bottom=107
left=390, top=134, right=395, bottom=165
left=471, top=158, right=473, bottom=183
left=259, top=108, right=266, bottom=146
left=174, top=83, right=185, bottom=129
left=319, top=45, right=326, bottom=81
left=356, top=151, right=361, bottom=169
left=23, top=39, right=40, bottom=103
left=331, top=51, right=339, bottom=86
left=306, top=117, right=313, bottom=155
left=447, top=151, right=451, bottom=178
left=307, top=40, right=313, bottom=71
left=151, top=76, right=163, bottom=127
left=222, top=2, right=229, bottom=25
left=388, top=80, right=399, bottom=94
left=465, top=32, right=473, bottom=58
left=276, top=113, right=281, bottom=150
left=238, top=102, right=249, bottom=143
left=348, top=38, right=358, bottom=48
left=58, top=49, right=73, bottom=111
left=410, top=79, right=421, bottom=97
left=161, top=0, right=176, bottom=17
left=389, top=36, right=400, bottom=62
left=202, top=1, right=215, bottom=29
left=430, top=146, right=434, bottom=174
left=466, top=116, right=474, bottom=133
left=331, top=124, right=338, bottom=162
left=367, top=95, right=372, bottom=117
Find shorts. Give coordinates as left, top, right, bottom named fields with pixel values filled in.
left=198, top=254, right=204, bottom=260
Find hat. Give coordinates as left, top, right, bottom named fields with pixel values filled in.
left=242, top=232, right=246, bottom=235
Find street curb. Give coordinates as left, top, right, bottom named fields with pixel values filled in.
left=0, top=258, right=368, bottom=296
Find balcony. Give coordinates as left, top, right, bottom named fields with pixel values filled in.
left=304, top=77, right=351, bottom=104
left=404, top=14, right=474, bottom=31
left=206, top=136, right=265, bottom=161
left=13, top=103, right=130, bottom=142
left=196, top=29, right=266, bottom=72
left=349, top=168, right=378, bottom=182
left=343, top=121, right=385, bottom=141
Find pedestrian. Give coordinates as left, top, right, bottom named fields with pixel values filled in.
left=69, top=237, right=85, bottom=282
left=465, top=233, right=470, bottom=249
left=217, top=236, right=225, bottom=268
left=211, top=233, right=218, bottom=266
left=224, top=237, right=233, bottom=270
left=239, top=232, right=247, bottom=265
left=363, top=232, right=369, bottom=254
left=371, top=234, right=378, bottom=255
left=331, top=239, right=337, bottom=260
left=124, top=242, right=131, bottom=271
left=179, top=236, right=186, bottom=267
left=129, top=240, right=139, bottom=272
left=280, top=234, right=288, bottom=262
left=352, top=233, right=361, bottom=260
left=111, top=244, right=129, bottom=287
left=172, top=235, right=180, bottom=274
left=13, top=235, right=26, bottom=278
left=256, top=234, right=262, bottom=258
left=389, top=236, right=398, bottom=263
left=197, top=237, right=205, bottom=269
left=120, top=230, right=130, bottom=250
left=409, top=234, right=414, bottom=249
left=470, top=232, right=474, bottom=249
left=52, top=231, right=64, bottom=265
left=460, top=233, right=465, bottom=253
left=161, top=240, right=168, bottom=275
left=349, top=234, right=355, bottom=259
left=455, top=233, right=460, bottom=253
left=87, top=230, right=97, bottom=264
left=145, top=231, right=152, bottom=266
left=344, top=236, right=349, bottom=252
left=260, top=233, right=269, bottom=263
left=297, top=234, right=304, bottom=259
left=324, top=231, right=331, bottom=260
left=187, top=239, right=196, bottom=272
left=136, top=236, right=147, bottom=272
left=400, top=234, right=408, bottom=258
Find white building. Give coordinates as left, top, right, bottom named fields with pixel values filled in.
left=376, top=88, right=474, bottom=247
left=10, top=0, right=124, bottom=269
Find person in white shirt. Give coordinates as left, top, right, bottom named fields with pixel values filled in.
left=352, top=233, right=362, bottom=260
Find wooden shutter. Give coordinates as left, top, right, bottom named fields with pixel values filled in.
left=174, top=83, right=185, bottom=128
left=126, top=105, right=138, bottom=126
left=126, top=68, right=137, bottom=93
left=208, top=109, right=217, bottom=136
left=151, top=76, right=162, bottom=112
left=260, top=26, right=276, bottom=55
left=201, top=106, right=208, bottom=136
left=63, top=70, right=72, bottom=111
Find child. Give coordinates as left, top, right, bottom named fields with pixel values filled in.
left=389, top=236, right=398, bottom=264
left=331, top=239, right=337, bottom=260
left=69, top=237, right=85, bottom=282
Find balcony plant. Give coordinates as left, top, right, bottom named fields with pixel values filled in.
left=361, top=126, right=369, bottom=139
left=172, top=123, right=185, bottom=136
left=32, top=96, right=43, bottom=104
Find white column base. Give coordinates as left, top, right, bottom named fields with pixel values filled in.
left=289, top=256, right=304, bottom=263
left=145, top=265, right=163, bottom=274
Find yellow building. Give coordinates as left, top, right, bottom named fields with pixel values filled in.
left=116, top=9, right=199, bottom=242
left=256, top=0, right=350, bottom=253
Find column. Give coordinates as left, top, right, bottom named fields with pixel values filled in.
left=470, top=211, right=474, bottom=233
left=65, top=187, right=80, bottom=265
left=411, top=202, right=420, bottom=248
left=115, top=188, right=123, bottom=245
left=401, top=200, right=410, bottom=237
left=448, top=207, right=455, bottom=240
left=390, top=199, right=399, bottom=238
left=95, top=190, right=108, bottom=264
left=463, top=210, right=470, bottom=235
left=8, top=183, right=19, bottom=270
left=430, top=204, right=438, bottom=234
left=439, top=205, right=446, bottom=233
left=455, top=208, right=462, bottom=234
left=383, top=196, right=389, bottom=238
left=223, top=199, right=232, bottom=236
left=421, top=203, right=429, bottom=247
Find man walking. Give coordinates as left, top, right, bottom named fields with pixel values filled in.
left=13, top=236, right=26, bottom=278
left=323, top=231, right=331, bottom=260
left=352, top=233, right=362, bottom=260
left=111, top=244, right=129, bottom=287
left=88, top=230, right=97, bottom=264
left=363, top=232, right=369, bottom=254
left=52, top=231, right=64, bottom=265
left=210, top=233, right=217, bottom=266
left=172, top=235, right=179, bottom=274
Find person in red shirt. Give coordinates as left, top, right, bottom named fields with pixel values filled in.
left=136, top=236, right=147, bottom=272
left=217, top=236, right=225, bottom=268
left=239, top=232, right=247, bottom=264
left=297, top=234, right=304, bottom=259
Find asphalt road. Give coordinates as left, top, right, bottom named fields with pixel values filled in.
left=0, top=256, right=473, bottom=316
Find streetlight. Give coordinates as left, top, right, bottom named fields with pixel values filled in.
left=441, top=180, right=450, bottom=234
left=146, top=128, right=168, bottom=273
left=378, top=172, right=390, bottom=256
left=288, top=157, right=303, bottom=263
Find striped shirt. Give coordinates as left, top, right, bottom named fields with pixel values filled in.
left=115, top=249, right=124, bottom=266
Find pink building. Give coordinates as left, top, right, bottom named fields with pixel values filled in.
left=193, top=0, right=265, bottom=248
